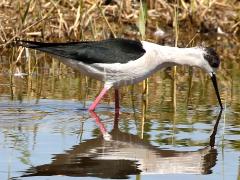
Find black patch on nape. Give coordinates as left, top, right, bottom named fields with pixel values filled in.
left=203, top=47, right=220, bottom=68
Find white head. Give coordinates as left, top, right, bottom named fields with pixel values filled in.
left=163, top=46, right=223, bottom=109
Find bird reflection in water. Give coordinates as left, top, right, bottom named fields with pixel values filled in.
left=21, top=110, right=222, bottom=179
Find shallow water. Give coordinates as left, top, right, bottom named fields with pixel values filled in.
left=0, top=36, right=240, bottom=180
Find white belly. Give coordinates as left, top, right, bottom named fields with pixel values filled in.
left=56, top=48, right=161, bottom=88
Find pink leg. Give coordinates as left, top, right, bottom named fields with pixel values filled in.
left=114, top=103, right=120, bottom=129
left=115, top=89, right=120, bottom=110
left=88, top=86, right=111, bottom=111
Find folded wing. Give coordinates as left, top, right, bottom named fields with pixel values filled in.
left=16, top=38, right=146, bottom=64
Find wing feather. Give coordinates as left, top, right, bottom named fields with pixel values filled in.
left=16, top=39, right=146, bottom=64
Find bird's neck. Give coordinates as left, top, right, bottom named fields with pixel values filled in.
left=158, top=46, right=204, bottom=67
left=142, top=41, right=204, bottom=68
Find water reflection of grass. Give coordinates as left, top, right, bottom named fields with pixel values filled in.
left=1, top=35, right=240, bottom=108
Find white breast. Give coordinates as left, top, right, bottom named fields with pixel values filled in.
left=92, top=44, right=161, bottom=87
left=55, top=41, right=166, bottom=88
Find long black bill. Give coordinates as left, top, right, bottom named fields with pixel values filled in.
left=211, top=73, right=223, bottom=109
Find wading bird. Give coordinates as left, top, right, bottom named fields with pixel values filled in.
left=15, top=38, right=223, bottom=111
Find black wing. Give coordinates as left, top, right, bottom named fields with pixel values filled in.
left=16, top=38, right=146, bottom=64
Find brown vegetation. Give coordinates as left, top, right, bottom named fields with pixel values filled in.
left=0, top=0, right=239, bottom=48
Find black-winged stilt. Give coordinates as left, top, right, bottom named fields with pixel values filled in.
left=15, top=38, right=223, bottom=111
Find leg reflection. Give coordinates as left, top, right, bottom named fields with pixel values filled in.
left=89, top=111, right=112, bottom=141
left=89, top=106, right=120, bottom=141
